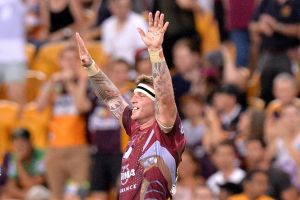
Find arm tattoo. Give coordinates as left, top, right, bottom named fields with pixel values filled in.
left=152, top=61, right=177, bottom=118
left=89, top=72, right=127, bottom=119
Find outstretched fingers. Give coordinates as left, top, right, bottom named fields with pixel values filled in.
left=158, top=13, right=164, bottom=29
left=75, top=33, right=92, bottom=67
left=75, top=33, right=88, bottom=57
left=150, top=11, right=168, bottom=33
left=162, top=21, right=169, bottom=33
left=148, top=12, right=153, bottom=28
left=153, top=11, right=160, bottom=28
left=137, top=27, right=146, bottom=39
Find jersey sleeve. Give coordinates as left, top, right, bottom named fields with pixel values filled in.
left=122, top=106, right=133, bottom=137
left=160, top=114, right=186, bottom=162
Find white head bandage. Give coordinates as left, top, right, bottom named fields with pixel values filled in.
left=134, top=83, right=156, bottom=101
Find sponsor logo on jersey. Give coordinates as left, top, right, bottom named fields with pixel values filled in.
left=120, top=164, right=136, bottom=185
left=120, top=184, right=137, bottom=193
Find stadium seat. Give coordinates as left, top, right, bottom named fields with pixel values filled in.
left=86, top=41, right=108, bottom=68
left=32, top=42, right=69, bottom=78
left=32, top=41, right=108, bottom=79
left=26, top=70, right=46, bottom=102
left=17, top=102, right=51, bottom=149
left=0, top=70, right=46, bottom=102
left=26, top=43, right=37, bottom=68
left=0, top=100, right=20, bottom=159
left=195, top=11, right=221, bottom=54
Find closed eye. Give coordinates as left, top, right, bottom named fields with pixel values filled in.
left=138, top=92, right=147, bottom=98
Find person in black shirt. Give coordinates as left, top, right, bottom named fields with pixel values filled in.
left=250, top=0, right=300, bottom=104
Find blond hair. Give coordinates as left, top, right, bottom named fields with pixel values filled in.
left=135, top=75, right=154, bottom=87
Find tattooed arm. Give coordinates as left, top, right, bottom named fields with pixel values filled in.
left=75, top=33, right=128, bottom=119
left=138, top=11, right=177, bottom=133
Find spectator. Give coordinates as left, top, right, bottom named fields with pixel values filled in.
left=229, top=169, right=273, bottom=200
left=211, top=84, right=245, bottom=138
left=3, top=128, right=48, bottom=200
left=223, top=0, right=256, bottom=67
left=249, top=0, right=300, bottom=104
left=174, top=149, right=204, bottom=200
left=180, top=94, right=216, bottom=178
left=265, top=73, right=300, bottom=143
left=101, top=0, right=147, bottom=65
left=207, top=140, right=245, bottom=194
left=39, top=0, right=84, bottom=42
left=87, top=59, right=133, bottom=200
left=266, top=103, right=300, bottom=190
left=25, top=0, right=45, bottom=44
left=79, top=0, right=111, bottom=40
left=180, top=94, right=206, bottom=150
left=171, top=38, right=202, bottom=117
left=235, top=108, right=265, bottom=156
left=245, top=138, right=291, bottom=199
left=220, top=44, right=250, bottom=91
left=281, top=186, right=300, bottom=200
left=36, top=46, right=91, bottom=199
left=170, top=0, right=220, bottom=55
left=266, top=73, right=299, bottom=116
left=152, top=0, right=199, bottom=67
left=0, top=0, right=26, bottom=106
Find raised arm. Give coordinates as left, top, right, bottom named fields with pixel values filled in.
left=137, top=11, right=177, bottom=133
left=75, top=33, right=128, bottom=119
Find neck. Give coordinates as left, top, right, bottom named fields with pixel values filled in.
left=244, top=191, right=258, bottom=200
left=180, top=176, right=198, bottom=187
left=117, top=13, right=129, bottom=23
left=139, top=118, right=156, bottom=130
left=191, top=117, right=201, bottom=126
left=221, top=166, right=234, bottom=178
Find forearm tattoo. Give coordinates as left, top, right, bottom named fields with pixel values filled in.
left=89, top=72, right=126, bottom=119
left=152, top=58, right=176, bottom=117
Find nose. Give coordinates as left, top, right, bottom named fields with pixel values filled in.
left=131, top=93, right=138, bottom=104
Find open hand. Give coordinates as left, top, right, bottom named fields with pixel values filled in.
left=75, top=32, right=93, bottom=67
left=137, top=11, right=169, bottom=51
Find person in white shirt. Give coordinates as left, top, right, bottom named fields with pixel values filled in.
left=0, top=0, right=26, bottom=106
left=207, top=140, right=245, bottom=194
left=101, top=0, right=147, bottom=65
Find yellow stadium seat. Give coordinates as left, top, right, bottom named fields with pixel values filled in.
left=32, top=41, right=108, bottom=78
left=86, top=41, right=108, bottom=68
left=32, top=42, right=69, bottom=78
left=17, top=102, right=51, bottom=149
left=26, top=43, right=36, bottom=68
left=0, top=100, right=20, bottom=159
left=26, top=70, right=46, bottom=102
left=195, top=11, right=221, bottom=54
left=0, top=70, right=46, bottom=102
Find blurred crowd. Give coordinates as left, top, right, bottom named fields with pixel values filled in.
left=0, top=0, right=300, bottom=199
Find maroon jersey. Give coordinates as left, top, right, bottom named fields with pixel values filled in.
left=120, top=106, right=186, bottom=200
